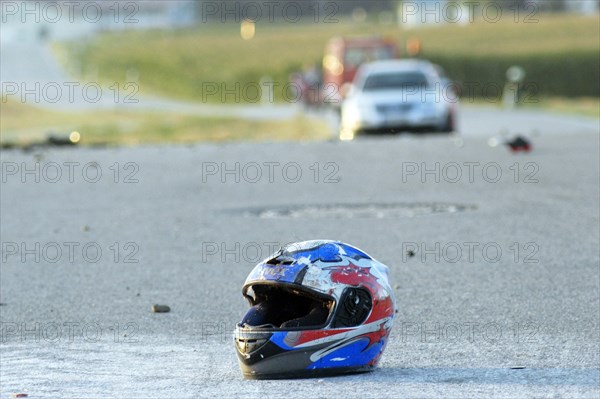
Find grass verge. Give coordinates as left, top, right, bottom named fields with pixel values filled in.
left=0, top=101, right=332, bottom=147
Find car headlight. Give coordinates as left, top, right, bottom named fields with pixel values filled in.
left=341, top=104, right=360, bottom=124
left=343, top=102, right=378, bottom=125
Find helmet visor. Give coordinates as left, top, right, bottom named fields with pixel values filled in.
left=241, top=284, right=334, bottom=330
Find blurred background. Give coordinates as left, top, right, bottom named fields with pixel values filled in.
left=1, top=0, right=599, bottom=145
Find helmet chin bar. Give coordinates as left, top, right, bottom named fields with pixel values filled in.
left=234, top=325, right=377, bottom=380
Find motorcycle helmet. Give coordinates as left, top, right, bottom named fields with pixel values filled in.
left=234, top=240, right=396, bottom=379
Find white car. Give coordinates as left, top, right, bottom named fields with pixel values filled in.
left=340, top=59, right=458, bottom=140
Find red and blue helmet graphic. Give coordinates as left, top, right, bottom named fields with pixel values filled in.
left=235, top=240, right=396, bottom=379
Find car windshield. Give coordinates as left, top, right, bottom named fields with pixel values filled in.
left=362, top=71, right=429, bottom=91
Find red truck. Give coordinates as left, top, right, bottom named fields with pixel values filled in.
left=321, top=36, right=399, bottom=106
left=293, top=36, right=399, bottom=109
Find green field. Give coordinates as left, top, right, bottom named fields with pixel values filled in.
left=58, top=13, right=600, bottom=102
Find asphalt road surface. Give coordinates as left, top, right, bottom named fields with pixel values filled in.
left=1, top=119, right=599, bottom=397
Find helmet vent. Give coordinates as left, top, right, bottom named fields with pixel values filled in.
left=236, top=337, right=268, bottom=355
left=266, top=255, right=295, bottom=266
